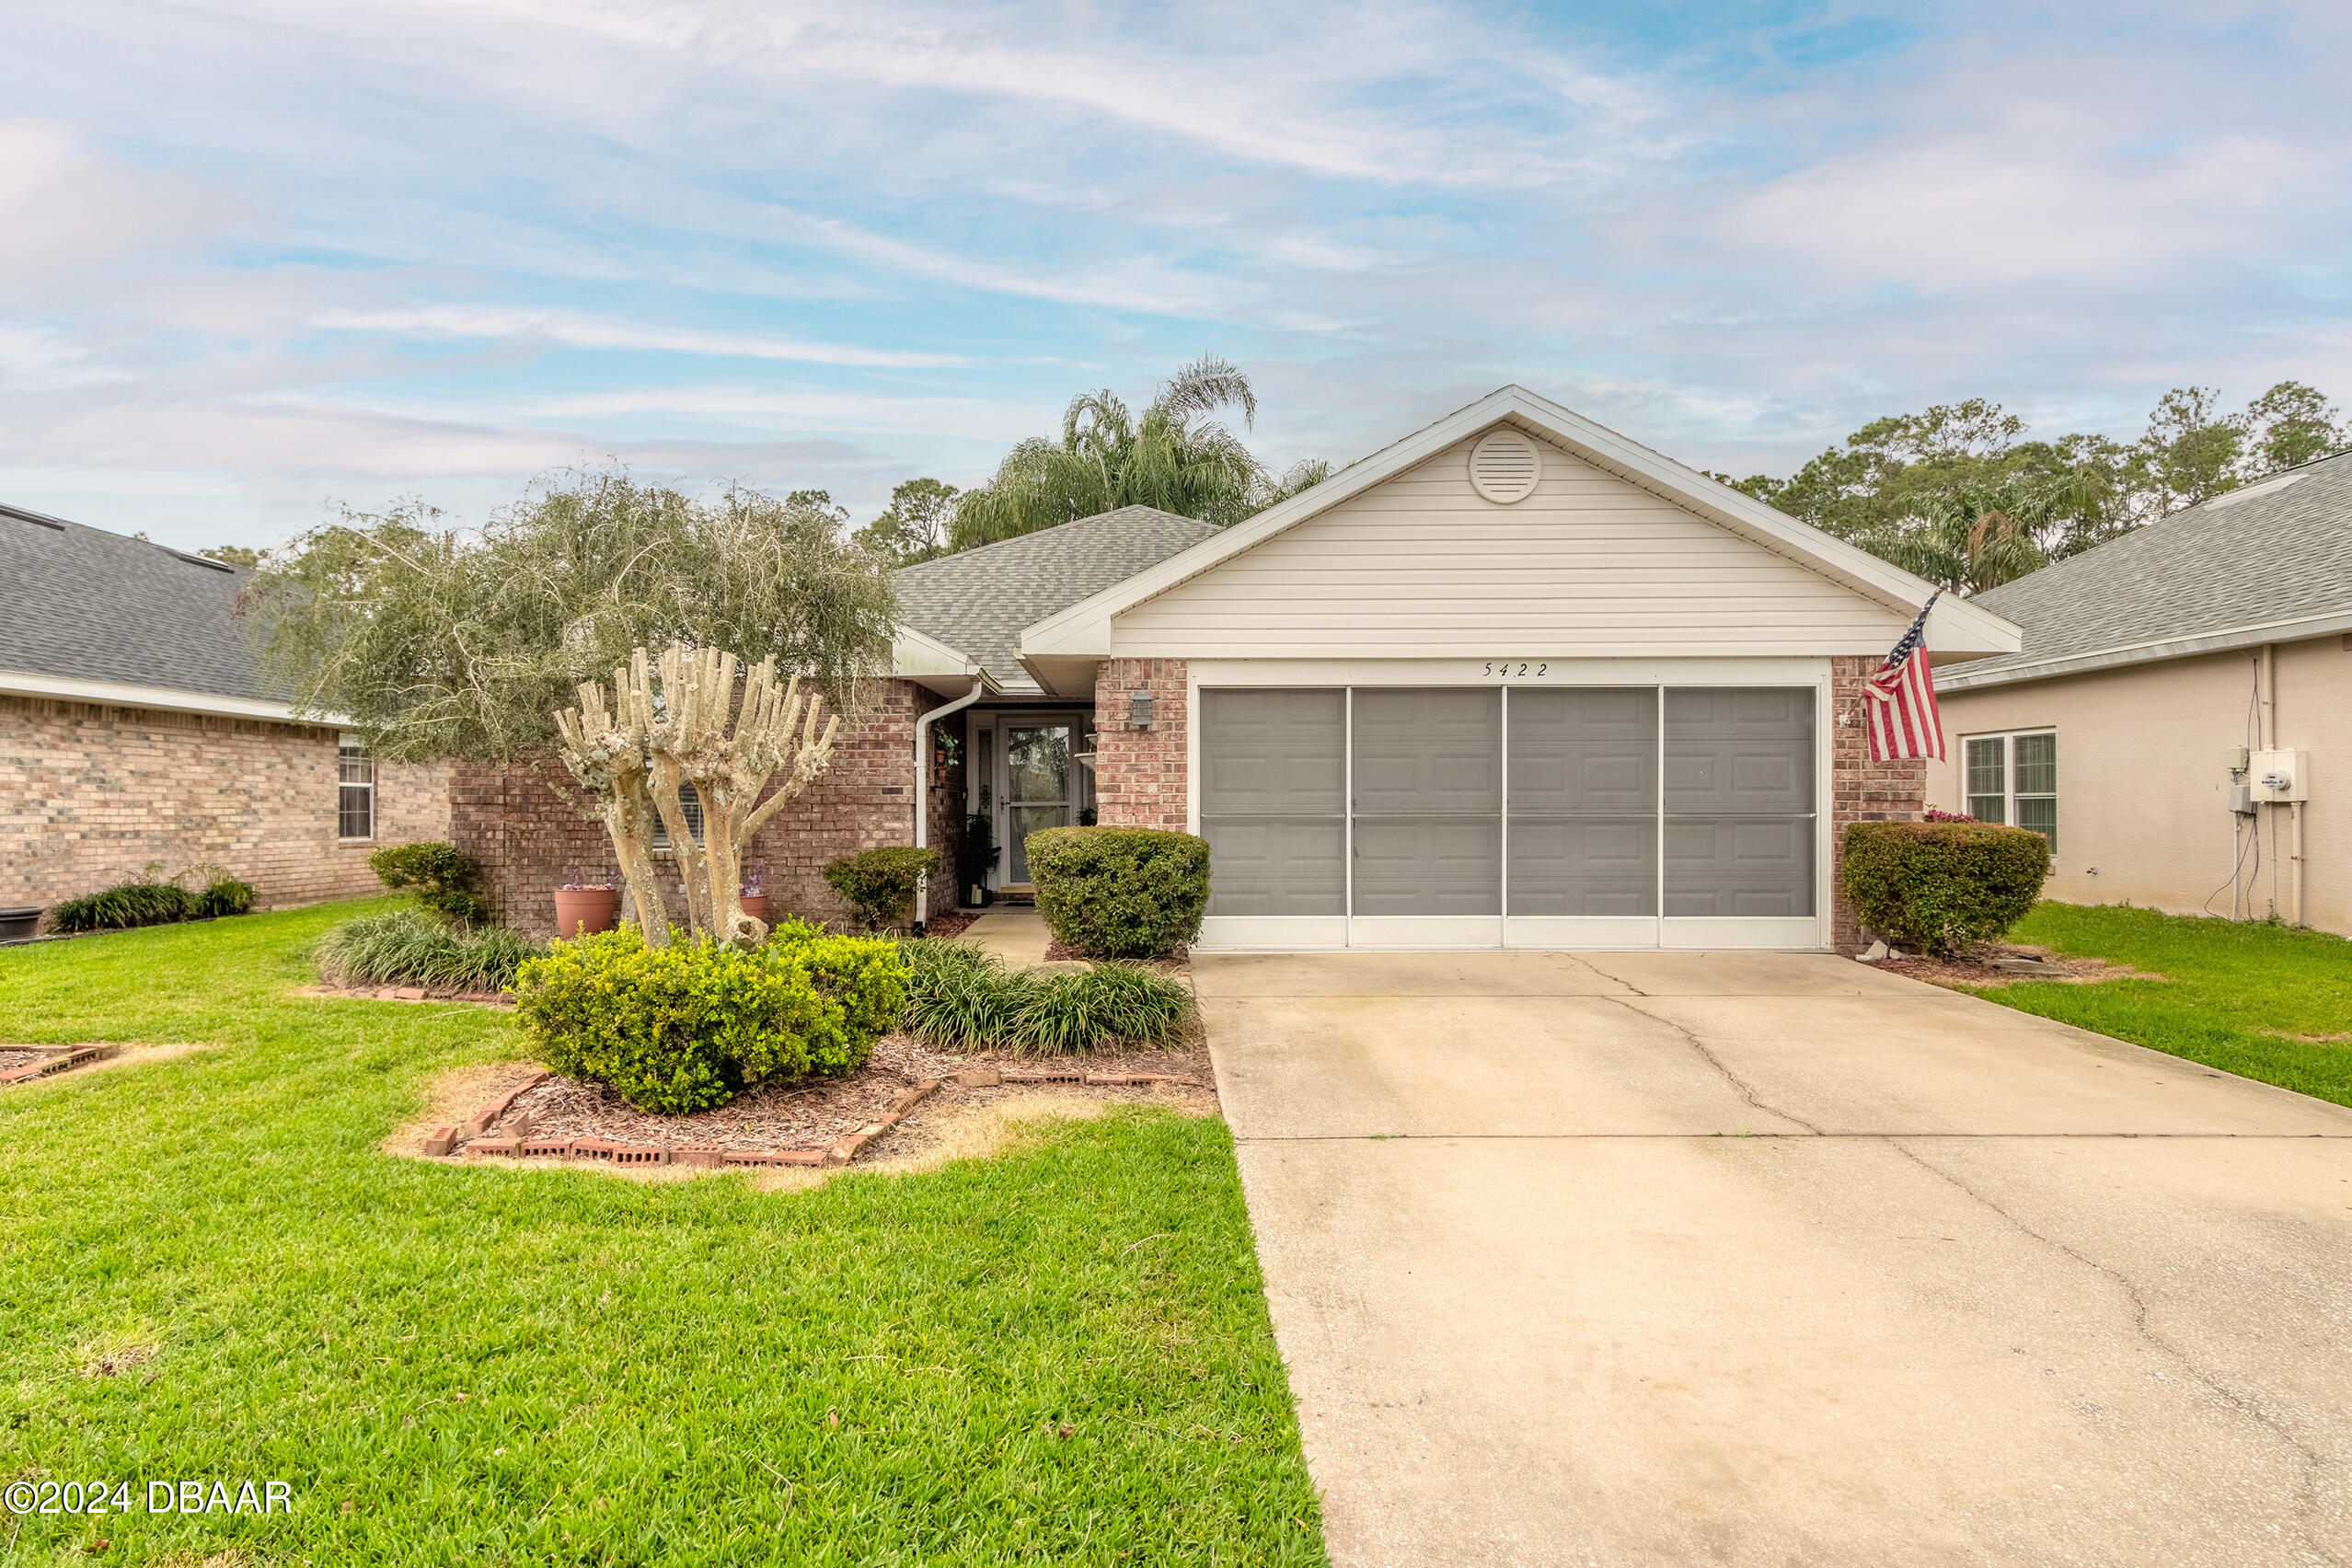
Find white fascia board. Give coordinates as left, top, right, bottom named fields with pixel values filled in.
left=0, top=667, right=340, bottom=724
left=1940, top=608, right=2352, bottom=692
left=1019, top=385, right=2023, bottom=659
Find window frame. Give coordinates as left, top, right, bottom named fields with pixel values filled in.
left=649, top=783, right=705, bottom=851
left=337, top=732, right=376, bottom=843
left=1962, top=729, right=2057, bottom=853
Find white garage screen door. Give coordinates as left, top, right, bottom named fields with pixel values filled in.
left=1198, top=686, right=1816, bottom=930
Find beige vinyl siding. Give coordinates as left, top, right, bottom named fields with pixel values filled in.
left=1111, top=433, right=1911, bottom=658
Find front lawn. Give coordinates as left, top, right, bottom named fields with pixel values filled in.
left=0, top=900, right=1324, bottom=1566
left=1969, top=902, right=2352, bottom=1109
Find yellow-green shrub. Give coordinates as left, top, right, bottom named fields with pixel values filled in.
left=512, top=923, right=909, bottom=1114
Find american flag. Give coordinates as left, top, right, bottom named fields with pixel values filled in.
left=1862, top=593, right=1945, bottom=762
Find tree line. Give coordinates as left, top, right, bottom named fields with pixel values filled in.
left=1713, top=381, right=2346, bottom=594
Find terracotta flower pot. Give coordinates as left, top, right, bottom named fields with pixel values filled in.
left=738, top=894, right=770, bottom=925
left=553, top=887, right=619, bottom=938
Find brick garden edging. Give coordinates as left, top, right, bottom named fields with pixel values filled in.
left=0, top=1044, right=114, bottom=1085
left=422, top=1064, right=1209, bottom=1170
left=428, top=1073, right=949, bottom=1169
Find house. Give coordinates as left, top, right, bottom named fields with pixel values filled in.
left=0, top=503, right=451, bottom=922
left=464, top=386, right=2022, bottom=951
left=1925, top=450, right=2352, bottom=936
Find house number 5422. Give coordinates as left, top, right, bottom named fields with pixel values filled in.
left=1482, top=662, right=1549, bottom=677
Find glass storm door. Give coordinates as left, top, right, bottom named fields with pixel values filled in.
left=1005, top=724, right=1073, bottom=883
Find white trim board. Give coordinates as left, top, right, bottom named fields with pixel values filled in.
left=1021, top=386, right=2021, bottom=669
left=0, top=668, right=336, bottom=724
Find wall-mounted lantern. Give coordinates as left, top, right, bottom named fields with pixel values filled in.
left=1129, top=690, right=1154, bottom=730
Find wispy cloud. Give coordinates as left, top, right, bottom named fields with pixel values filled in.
left=309, top=305, right=970, bottom=368
left=2, top=0, right=2348, bottom=553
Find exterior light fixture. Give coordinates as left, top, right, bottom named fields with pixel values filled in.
left=1129, top=690, right=1154, bottom=730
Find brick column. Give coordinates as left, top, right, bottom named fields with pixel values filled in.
left=1828, top=653, right=1926, bottom=951
left=1091, top=658, right=1190, bottom=831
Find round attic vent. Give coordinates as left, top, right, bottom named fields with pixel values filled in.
left=1468, top=429, right=1541, bottom=504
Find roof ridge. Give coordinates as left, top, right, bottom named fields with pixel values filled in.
left=894, top=503, right=1211, bottom=579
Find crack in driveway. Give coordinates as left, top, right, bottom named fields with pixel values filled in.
left=1599, top=994, right=1829, bottom=1135
left=1887, top=1137, right=2346, bottom=1567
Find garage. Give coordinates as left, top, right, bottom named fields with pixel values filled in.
left=1012, top=387, right=2022, bottom=955
left=1194, top=675, right=1824, bottom=951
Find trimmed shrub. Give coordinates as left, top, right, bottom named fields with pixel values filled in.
left=512, top=924, right=909, bottom=1114
left=313, top=907, right=545, bottom=992
left=1027, top=826, right=1209, bottom=959
left=194, top=877, right=257, bottom=918
left=368, top=841, right=490, bottom=923
left=823, top=846, right=939, bottom=931
left=48, top=879, right=200, bottom=933
left=1841, top=820, right=2052, bottom=956
left=895, top=940, right=1192, bottom=1055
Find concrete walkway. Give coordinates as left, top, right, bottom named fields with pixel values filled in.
left=959, top=905, right=1052, bottom=967
left=1200, top=951, right=2352, bottom=1567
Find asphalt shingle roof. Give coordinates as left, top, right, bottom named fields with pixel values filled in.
left=894, top=505, right=1220, bottom=692
left=1953, top=451, right=2352, bottom=686
left=0, top=503, right=276, bottom=702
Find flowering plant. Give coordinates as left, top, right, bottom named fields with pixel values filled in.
left=740, top=860, right=767, bottom=897
left=559, top=866, right=620, bottom=892
left=1921, top=808, right=1979, bottom=824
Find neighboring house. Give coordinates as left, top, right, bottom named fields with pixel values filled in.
left=0, top=503, right=451, bottom=925
left=1927, top=451, right=2352, bottom=937
left=465, top=386, right=2021, bottom=951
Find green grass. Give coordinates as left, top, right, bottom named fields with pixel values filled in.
left=1966, top=902, right=2352, bottom=1108
left=0, top=899, right=1324, bottom=1566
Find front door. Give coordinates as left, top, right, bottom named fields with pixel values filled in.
left=1005, top=722, right=1073, bottom=883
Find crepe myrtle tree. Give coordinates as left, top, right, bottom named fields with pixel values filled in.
left=556, top=644, right=838, bottom=946
left=245, top=467, right=897, bottom=939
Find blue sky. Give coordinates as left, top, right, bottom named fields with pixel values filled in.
left=4, top=0, right=2347, bottom=551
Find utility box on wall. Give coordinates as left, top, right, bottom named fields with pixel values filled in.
left=2250, top=749, right=2311, bottom=803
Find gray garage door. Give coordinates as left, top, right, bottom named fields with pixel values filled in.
left=1199, top=686, right=1816, bottom=941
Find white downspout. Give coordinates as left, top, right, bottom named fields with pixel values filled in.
left=913, top=680, right=986, bottom=936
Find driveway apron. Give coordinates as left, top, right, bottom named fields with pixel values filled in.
left=1201, top=951, right=2352, bottom=1567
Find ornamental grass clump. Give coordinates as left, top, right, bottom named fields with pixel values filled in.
left=1841, top=819, right=2052, bottom=957
left=313, top=907, right=545, bottom=992
left=895, top=940, right=1192, bottom=1055
left=512, top=922, right=909, bottom=1114
left=49, top=865, right=257, bottom=932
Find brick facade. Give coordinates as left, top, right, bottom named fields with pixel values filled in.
left=0, top=693, right=450, bottom=925
left=1827, top=653, right=1928, bottom=951
left=1090, top=658, right=1190, bottom=831
left=455, top=679, right=963, bottom=938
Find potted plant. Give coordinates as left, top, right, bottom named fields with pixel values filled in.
left=739, top=861, right=769, bottom=926
left=554, top=868, right=620, bottom=938
left=0, top=905, right=40, bottom=944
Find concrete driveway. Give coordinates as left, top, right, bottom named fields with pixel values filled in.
left=1200, top=951, right=2352, bottom=1567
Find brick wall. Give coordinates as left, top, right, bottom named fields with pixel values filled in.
left=1090, top=659, right=1190, bottom=831
left=0, top=693, right=450, bottom=924
left=456, top=679, right=959, bottom=938
left=1828, top=653, right=1927, bottom=951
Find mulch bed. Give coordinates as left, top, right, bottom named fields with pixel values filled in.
left=1874, top=940, right=2162, bottom=989
left=300, top=984, right=514, bottom=1007
left=922, top=910, right=978, bottom=940
left=471, top=1035, right=1215, bottom=1162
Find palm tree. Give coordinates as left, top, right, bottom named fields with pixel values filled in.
left=951, top=358, right=1320, bottom=549
left=1849, top=478, right=2058, bottom=595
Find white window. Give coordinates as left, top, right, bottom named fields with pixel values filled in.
left=649, top=783, right=704, bottom=850
left=1964, top=731, right=2056, bottom=852
left=338, top=733, right=375, bottom=841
